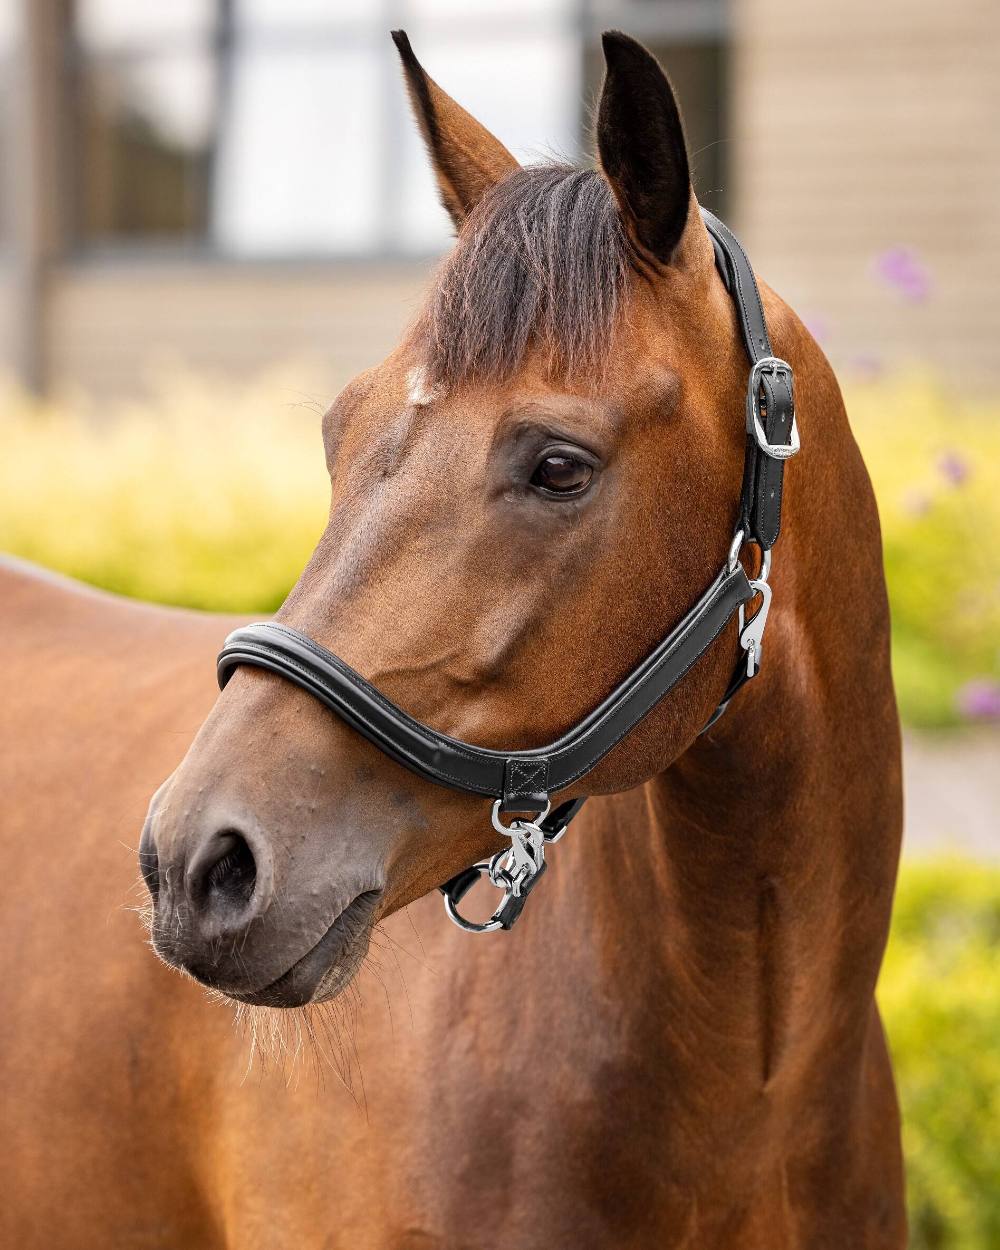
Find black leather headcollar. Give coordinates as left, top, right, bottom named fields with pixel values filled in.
left=703, top=209, right=796, bottom=551
left=217, top=210, right=797, bottom=876
left=218, top=564, right=751, bottom=812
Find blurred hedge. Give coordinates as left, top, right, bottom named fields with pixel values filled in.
left=0, top=368, right=998, bottom=725
left=849, top=376, right=1000, bottom=727
left=0, top=368, right=329, bottom=614
left=881, top=859, right=1000, bottom=1250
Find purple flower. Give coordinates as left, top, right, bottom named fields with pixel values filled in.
left=956, top=679, right=1000, bottom=720
left=873, top=247, right=931, bottom=302
left=936, top=450, right=970, bottom=486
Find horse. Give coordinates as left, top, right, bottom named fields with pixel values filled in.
left=0, top=31, right=906, bottom=1249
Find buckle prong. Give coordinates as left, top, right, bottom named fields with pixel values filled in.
left=747, top=356, right=799, bottom=460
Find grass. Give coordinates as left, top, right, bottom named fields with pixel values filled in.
left=0, top=366, right=998, bottom=726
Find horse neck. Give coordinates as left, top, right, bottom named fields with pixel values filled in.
left=548, top=335, right=902, bottom=1106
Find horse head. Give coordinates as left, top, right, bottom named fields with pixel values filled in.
left=141, top=33, right=766, bottom=1006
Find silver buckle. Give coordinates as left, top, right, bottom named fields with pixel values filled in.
left=746, top=357, right=799, bottom=460
left=442, top=800, right=552, bottom=934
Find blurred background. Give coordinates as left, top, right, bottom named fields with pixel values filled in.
left=1, top=0, right=998, bottom=394
left=0, top=3, right=997, bottom=1247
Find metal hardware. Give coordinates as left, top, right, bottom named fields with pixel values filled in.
left=728, top=531, right=771, bottom=585
left=489, top=826, right=544, bottom=894
left=489, top=800, right=548, bottom=894
left=726, top=528, right=746, bottom=574
left=442, top=802, right=556, bottom=933
left=540, top=818, right=570, bottom=845
left=492, top=797, right=551, bottom=833
left=738, top=578, right=772, bottom=678
left=746, top=357, right=800, bottom=460
left=442, top=864, right=506, bottom=933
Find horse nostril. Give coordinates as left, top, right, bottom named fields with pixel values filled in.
left=191, top=830, right=257, bottom=912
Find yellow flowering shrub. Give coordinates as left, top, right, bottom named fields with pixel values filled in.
left=848, top=374, right=1000, bottom=725
left=880, top=858, right=1000, bottom=1250
left=0, top=368, right=329, bottom=613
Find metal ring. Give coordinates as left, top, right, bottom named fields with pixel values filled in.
left=491, top=797, right=551, bottom=835
left=726, top=529, right=746, bottom=574
left=728, top=531, right=772, bottom=585
left=487, top=848, right=514, bottom=889
left=441, top=863, right=506, bottom=933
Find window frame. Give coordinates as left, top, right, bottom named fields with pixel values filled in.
left=62, top=0, right=729, bottom=263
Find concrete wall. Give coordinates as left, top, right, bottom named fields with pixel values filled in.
left=732, top=0, right=1000, bottom=383
left=44, top=261, right=434, bottom=399
left=0, top=272, right=14, bottom=371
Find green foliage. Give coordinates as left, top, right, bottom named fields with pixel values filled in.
left=0, top=369, right=330, bottom=613
left=880, top=859, right=1000, bottom=1250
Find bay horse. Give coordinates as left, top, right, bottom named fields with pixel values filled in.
left=0, top=32, right=905, bottom=1249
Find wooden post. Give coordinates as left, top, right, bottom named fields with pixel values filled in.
left=8, top=0, right=64, bottom=395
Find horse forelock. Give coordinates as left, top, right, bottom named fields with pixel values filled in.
left=421, top=164, right=629, bottom=387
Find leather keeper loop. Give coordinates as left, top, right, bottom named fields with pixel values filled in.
left=500, top=758, right=550, bottom=815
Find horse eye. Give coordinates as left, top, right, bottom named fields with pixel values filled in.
left=530, top=454, right=593, bottom=496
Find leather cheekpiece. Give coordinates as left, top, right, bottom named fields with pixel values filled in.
left=701, top=209, right=795, bottom=550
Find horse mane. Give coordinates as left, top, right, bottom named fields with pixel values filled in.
left=422, top=164, right=628, bottom=386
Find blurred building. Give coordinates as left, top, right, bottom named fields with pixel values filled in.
left=0, top=0, right=996, bottom=398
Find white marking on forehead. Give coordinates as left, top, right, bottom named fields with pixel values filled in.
left=406, top=366, right=445, bottom=408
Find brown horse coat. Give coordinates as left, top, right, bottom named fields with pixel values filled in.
left=0, top=32, right=905, bottom=1250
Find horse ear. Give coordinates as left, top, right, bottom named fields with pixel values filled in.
left=596, top=31, right=692, bottom=267
left=391, top=30, right=520, bottom=230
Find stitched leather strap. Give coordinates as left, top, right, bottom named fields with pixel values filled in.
left=701, top=208, right=795, bottom=550
left=218, top=565, right=753, bottom=812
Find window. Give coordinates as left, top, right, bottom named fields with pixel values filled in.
left=72, top=1, right=217, bottom=246
left=68, top=1, right=727, bottom=257
left=583, top=1, right=729, bottom=217
left=69, top=0, right=582, bottom=257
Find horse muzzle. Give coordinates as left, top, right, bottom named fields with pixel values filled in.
left=139, top=783, right=384, bottom=1007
